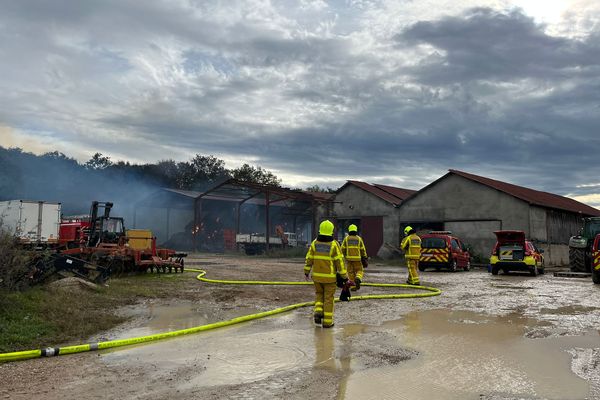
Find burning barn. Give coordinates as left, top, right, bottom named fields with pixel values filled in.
left=133, top=179, right=334, bottom=252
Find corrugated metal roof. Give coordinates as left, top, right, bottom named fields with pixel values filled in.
left=302, top=190, right=334, bottom=201
left=339, top=180, right=414, bottom=206
left=162, top=183, right=333, bottom=206
left=449, top=169, right=600, bottom=216
left=163, top=188, right=203, bottom=198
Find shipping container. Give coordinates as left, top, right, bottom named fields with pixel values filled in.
left=0, top=200, right=61, bottom=244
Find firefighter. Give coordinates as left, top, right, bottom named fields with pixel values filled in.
left=304, top=220, right=349, bottom=328
left=341, top=224, right=368, bottom=291
left=401, top=225, right=421, bottom=285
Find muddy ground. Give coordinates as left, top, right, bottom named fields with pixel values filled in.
left=1, top=254, right=600, bottom=400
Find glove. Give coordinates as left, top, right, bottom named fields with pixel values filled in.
left=304, top=273, right=311, bottom=282
left=336, top=273, right=345, bottom=288
left=339, top=285, right=351, bottom=301
left=361, top=257, right=369, bottom=268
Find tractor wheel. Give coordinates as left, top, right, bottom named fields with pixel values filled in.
left=418, top=266, right=426, bottom=272
left=593, top=270, right=600, bottom=284
left=569, top=247, right=587, bottom=272
left=464, top=260, right=471, bottom=271
left=491, top=265, right=499, bottom=275
left=108, top=257, right=124, bottom=275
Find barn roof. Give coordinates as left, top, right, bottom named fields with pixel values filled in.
left=141, top=179, right=333, bottom=216
left=447, top=169, right=600, bottom=216
left=337, top=180, right=417, bottom=206
left=373, top=183, right=418, bottom=201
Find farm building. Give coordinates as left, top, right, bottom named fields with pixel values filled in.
left=133, top=179, right=334, bottom=252
left=330, top=181, right=417, bottom=257
left=397, top=169, right=600, bottom=266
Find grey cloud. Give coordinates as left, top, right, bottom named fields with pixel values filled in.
left=395, top=7, right=600, bottom=84
left=2, top=2, right=600, bottom=206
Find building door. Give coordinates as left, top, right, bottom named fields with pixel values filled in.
left=361, top=216, right=383, bottom=256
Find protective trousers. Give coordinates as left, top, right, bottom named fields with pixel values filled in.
left=346, top=260, right=364, bottom=282
left=313, top=282, right=337, bottom=327
left=407, top=259, right=420, bottom=285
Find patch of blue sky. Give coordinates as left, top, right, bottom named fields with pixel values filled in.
left=89, top=45, right=132, bottom=75
left=183, top=50, right=237, bottom=76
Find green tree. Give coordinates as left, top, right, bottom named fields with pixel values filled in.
left=191, top=155, right=228, bottom=183
left=84, top=153, right=113, bottom=170
left=305, top=184, right=336, bottom=193
left=231, top=163, right=281, bottom=186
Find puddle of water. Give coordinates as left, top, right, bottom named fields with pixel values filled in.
left=101, top=313, right=315, bottom=388
left=188, top=329, right=309, bottom=387
left=342, top=309, right=600, bottom=400
left=114, top=302, right=211, bottom=338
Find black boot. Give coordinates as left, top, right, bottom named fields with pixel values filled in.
left=314, top=313, right=323, bottom=324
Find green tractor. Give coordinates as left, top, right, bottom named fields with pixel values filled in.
left=568, top=217, right=600, bottom=272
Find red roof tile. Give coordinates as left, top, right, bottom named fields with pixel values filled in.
left=449, top=169, right=600, bottom=216
left=338, top=180, right=414, bottom=206
left=373, top=184, right=417, bottom=201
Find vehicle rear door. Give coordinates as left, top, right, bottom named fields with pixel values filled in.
left=526, top=241, right=543, bottom=267
left=450, top=238, right=463, bottom=267
left=455, top=238, right=469, bottom=267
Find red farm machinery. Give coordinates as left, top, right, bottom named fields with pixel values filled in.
left=60, top=201, right=186, bottom=275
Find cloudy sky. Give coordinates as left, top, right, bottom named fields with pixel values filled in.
left=1, top=0, right=600, bottom=206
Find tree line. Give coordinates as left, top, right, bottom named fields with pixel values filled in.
left=82, top=151, right=282, bottom=189
left=0, top=146, right=334, bottom=213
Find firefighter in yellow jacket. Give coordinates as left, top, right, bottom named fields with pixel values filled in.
left=341, top=224, right=368, bottom=291
left=304, top=220, right=349, bottom=328
left=401, top=225, right=421, bottom=285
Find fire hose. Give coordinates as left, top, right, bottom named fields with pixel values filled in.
left=0, top=268, right=441, bottom=363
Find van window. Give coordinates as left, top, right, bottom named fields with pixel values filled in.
left=451, top=239, right=460, bottom=250
left=422, top=237, right=446, bottom=249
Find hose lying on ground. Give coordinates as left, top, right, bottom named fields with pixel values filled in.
left=0, top=268, right=441, bottom=363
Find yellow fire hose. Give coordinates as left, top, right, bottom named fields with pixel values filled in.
left=0, top=268, right=441, bottom=363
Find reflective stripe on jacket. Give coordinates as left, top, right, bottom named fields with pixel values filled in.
left=341, top=234, right=367, bottom=261
left=401, top=233, right=422, bottom=260
left=304, top=239, right=347, bottom=283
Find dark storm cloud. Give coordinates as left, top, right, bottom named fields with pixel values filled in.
left=395, top=8, right=600, bottom=84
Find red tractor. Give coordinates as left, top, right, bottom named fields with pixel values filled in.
left=60, top=201, right=186, bottom=274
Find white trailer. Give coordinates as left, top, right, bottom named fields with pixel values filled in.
left=0, top=200, right=61, bottom=245
left=236, top=232, right=298, bottom=254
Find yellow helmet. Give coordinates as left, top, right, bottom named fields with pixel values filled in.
left=404, top=226, right=413, bottom=236
left=319, top=220, right=334, bottom=236
left=348, top=224, right=358, bottom=233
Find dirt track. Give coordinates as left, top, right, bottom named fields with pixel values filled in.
left=1, top=254, right=600, bottom=400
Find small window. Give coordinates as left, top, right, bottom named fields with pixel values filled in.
left=451, top=239, right=460, bottom=250
left=422, top=237, right=446, bottom=249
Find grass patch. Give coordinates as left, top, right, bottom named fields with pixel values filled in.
left=0, top=273, right=193, bottom=353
